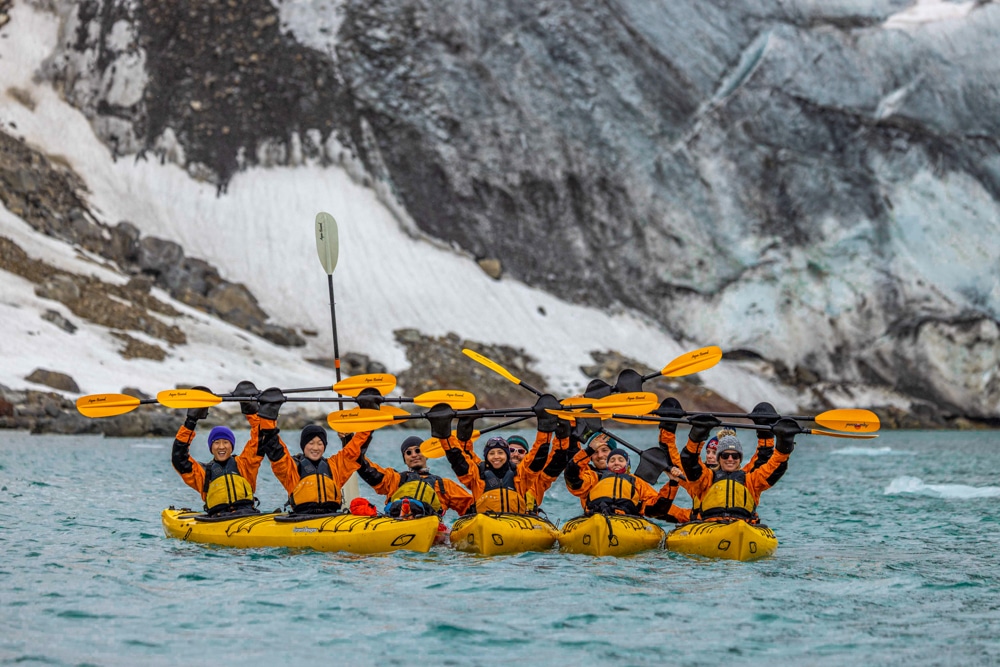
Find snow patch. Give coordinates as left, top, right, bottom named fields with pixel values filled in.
left=884, top=1, right=975, bottom=29
left=273, top=0, right=345, bottom=59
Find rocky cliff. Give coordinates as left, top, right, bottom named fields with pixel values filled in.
left=12, top=0, right=1000, bottom=423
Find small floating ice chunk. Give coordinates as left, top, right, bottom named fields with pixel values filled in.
left=884, top=476, right=1000, bottom=499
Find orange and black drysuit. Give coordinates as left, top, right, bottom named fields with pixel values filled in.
left=441, top=436, right=538, bottom=514
left=565, top=444, right=678, bottom=518
left=680, top=436, right=788, bottom=522
left=516, top=431, right=574, bottom=507
left=258, top=419, right=371, bottom=514
left=170, top=415, right=264, bottom=515
left=357, top=459, right=474, bottom=517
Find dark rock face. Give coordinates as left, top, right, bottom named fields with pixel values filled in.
left=24, top=0, right=1000, bottom=421
left=24, top=369, right=80, bottom=393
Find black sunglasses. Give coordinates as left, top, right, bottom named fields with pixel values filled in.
left=718, top=452, right=741, bottom=460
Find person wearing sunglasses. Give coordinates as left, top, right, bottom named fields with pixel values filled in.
left=679, top=414, right=799, bottom=523
left=356, top=436, right=473, bottom=519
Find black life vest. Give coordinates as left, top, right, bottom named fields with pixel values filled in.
left=202, top=458, right=255, bottom=515
left=586, top=470, right=642, bottom=516
left=288, top=455, right=342, bottom=513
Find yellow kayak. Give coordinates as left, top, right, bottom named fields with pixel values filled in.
left=161, top=508, right=440, bottom=554
left=665, top=519, right=778, bottom=561
left=450, top=512, right=558, bottom=556
left=558, top=514, right=665, bottom=557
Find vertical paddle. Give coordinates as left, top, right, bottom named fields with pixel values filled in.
left=315, top=211, right=359, bottom=502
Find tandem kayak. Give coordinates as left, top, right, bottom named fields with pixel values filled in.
left=161, top=508, right=440, bottom=554
left=558, top=514, right=665, bottom=557
left=450, top=512, right=559, bottom=556
left=664, top=519, right=777, bottom=561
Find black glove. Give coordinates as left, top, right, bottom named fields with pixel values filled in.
left=426, top=403, right=456, bottom=440
left=456, top=408, right=478, bottom=441
left=771, top=418, right=799, bottom=454
left=183, top=385, right=212, bottom=428
left=613, top=369, right=643, bottom=393
left=687, top=414, right=720, bottom=444
left=571, top=412, right=601, bottom=446
left=555, top=418, right=571, bottom=440
left=750, top=402, right=780, bottom=440
left=233, top=380, right=259, bottom=416
left=532, top=394, right=562, bottom=433
left=653, top=397, right=685, bottom=434
left=356, top=387, right=383, bottom=410
left=257, top=387, right=285, bottom=421
left=259, top=428, right=284, bottom=462
left=339, top=432, right=355, bottom=447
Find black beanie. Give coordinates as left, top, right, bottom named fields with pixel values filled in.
left=300, top=424, right=328, bottom=451
left=400, top=435, right=424, bottom=457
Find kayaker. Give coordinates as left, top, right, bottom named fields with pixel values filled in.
left=570, top=447, right=679, bottom=518
left=679, top=415, right=797, bottom=522
left=563, top=431, right=615, bottom=507
left=356, top=435, right=473, bottom=518
left=255, top=388, right=373, bottom=515
left=170, top=381, right=265, bottom=516
left=434, top=396, right=565, bottom=514
left=704, top=436, right=719, bottom=470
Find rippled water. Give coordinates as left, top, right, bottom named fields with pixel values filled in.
left=2, top=428, right=999, bottom=666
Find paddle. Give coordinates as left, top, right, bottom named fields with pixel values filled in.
left=76, top=393, right=159, bottom=418
left=278, top=373, right=398, bottom=397
left=462, top=348, right=545, bottom=395
left=642, top=345, right=723, bottom=381
left=608, top=408, right=880, bottom=434
left=419, top=415, right=534, bottom=458
left=156, top=388, right=476, bottom=410
left=316, top=211, right=356, bottom=500
left=610, top=414, right=880, bottom=439
left=325, top=403, right=538, bottom=433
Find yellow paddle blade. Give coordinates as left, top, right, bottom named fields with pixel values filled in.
left=326, top=407, right=403, bottom=433
left=157, top=389, right=223, bottom=409
left=660, top=345, right=723, bottom=377
left=332, top=373, right=397, bottom=397
left=421, top=437, right=445, bottom=458
left=813, top=409, right=880, bottom=433
left=76, top=393, right=141, bottom=418
left=462, top=348, right=520, bottom=384
left=412, top=390, right=476, bottom=410
left=592, top=391, right=659, bottom=413
left=806, top=429, right=879, bottom=440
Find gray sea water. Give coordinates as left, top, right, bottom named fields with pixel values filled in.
left=1, top=428, right=999, bottom=666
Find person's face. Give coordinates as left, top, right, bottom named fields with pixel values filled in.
left=211, top=438, right=233, bottom=462
left=508, top=442, right=528, bottom=466
left=718, top=451, right=742, bottom=472
left=607, top=455, right=628, bottom=474
left=403, top=445, right=427, bottom=470
left=303, top=436, right=326, bottom=462
left=705, top=448, right=718, bottom=465
left=487, top=447, right=508, bottom=468
left=591, top=442, right=611, bottom=469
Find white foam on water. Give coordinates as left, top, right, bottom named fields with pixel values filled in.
left=884, top=475, right=1000, bottom=499
left=832, top=446, right=896, bottom=457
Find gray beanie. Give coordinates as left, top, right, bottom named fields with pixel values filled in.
left=716, top=434, right=743, bottom=456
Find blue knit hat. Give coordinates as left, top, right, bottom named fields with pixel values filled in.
left=207, top=426, right=235, bottom=452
